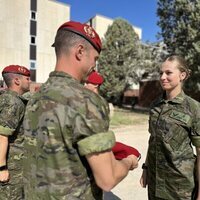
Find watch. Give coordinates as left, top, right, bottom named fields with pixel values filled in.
left=142, top=163, right=148, bottom=170
left=0, top=165, right=8, bottom=171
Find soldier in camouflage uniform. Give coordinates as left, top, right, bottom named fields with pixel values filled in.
left=23, top=21, right=138, bottom=200
left=140, top=55, right=200, bottom=200
left=0, top=65, right=31, bottom=200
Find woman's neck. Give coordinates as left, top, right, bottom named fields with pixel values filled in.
left=165, top=88, right=182, bottom=100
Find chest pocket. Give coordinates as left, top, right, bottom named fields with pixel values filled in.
left=169, top=110, right=191, bottom=125
left=164, top=110, right=192, bottom=152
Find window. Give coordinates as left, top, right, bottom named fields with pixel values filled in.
left=31, top=11, right=36, bottom=20
left=30, top=60, right=37, bottom=81
left=30, top=45, right=36, bottom=60
left=31, top=0, right=37, bottom=12
left=30, top=60, right=36, bottom=70
left=30, top=68, right=36, bottom=82
left=30, top=20, right=37, bottom=36
left=30, top=35, right=36, bottom=45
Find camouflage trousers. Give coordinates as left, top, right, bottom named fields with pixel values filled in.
left=148, top=187, right=194, bottom=200
left=0, top=157, right=24, bottom=200
left=148, top=192, right=170, bottom=200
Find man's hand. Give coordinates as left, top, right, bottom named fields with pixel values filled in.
left=86, top=151, right=139, bottom=191
left=124, top=155, right=138, bottom=170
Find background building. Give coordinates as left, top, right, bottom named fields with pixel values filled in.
left=0, top=1, right=142, bottom=86
left=87, top=14, right=142, bottom=40
left=0, top=0, right=70, bottom=83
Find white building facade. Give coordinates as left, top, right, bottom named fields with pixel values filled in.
left=87, top=14, right=142, bottom=40
left=0, top=0, right=70, bottom=83
left=0, top=1, right=142, bottom=84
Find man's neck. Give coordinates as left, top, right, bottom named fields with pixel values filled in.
left=8, top=87, right=22, bottom=95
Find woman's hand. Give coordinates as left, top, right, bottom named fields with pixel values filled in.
left=0, top=169, right=9, bottom=183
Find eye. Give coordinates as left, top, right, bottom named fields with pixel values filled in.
left=166, top=71, right=172, bottom=75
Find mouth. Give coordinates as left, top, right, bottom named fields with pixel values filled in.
left=161, top=82, right=169, bottom=84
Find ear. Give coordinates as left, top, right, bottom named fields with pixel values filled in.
left=75, top=44, right=84, bottom=61
left=14, top=77, right=21, bottom=86
left=180, top=71, right=186, bottom=81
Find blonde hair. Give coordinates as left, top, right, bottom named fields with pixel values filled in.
left=164, top=55, right=191, bottom=80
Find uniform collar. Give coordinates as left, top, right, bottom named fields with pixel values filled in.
left=6, top=89, right=20, bottom=96
left=49, top=71, right=80, bottom=83
left=157, top=90, right=185, bottom=105
left=5, top=89, right=27, bottom=102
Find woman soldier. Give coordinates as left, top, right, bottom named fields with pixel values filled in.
left=140, top=55, right=200, bottom=200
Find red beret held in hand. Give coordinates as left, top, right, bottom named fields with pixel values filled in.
left=86, top=71, right=104, bottom=85
left=112, top=142, right=141, bottom=160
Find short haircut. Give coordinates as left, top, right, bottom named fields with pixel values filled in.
left=2, top=73, right=23, bottom=87
left=53, top=29, right=91, bottom=58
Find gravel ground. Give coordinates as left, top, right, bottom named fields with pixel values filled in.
left=104, top=122, right=149, bottom=200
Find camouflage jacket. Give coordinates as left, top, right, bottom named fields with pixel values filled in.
left=23, top=71, right=115, bottom=200
left=0, top=90, right=27, bottom=167
left=147, top=91, right=200, bottom=200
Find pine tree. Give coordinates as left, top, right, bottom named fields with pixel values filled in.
left=98, top=18, right=140, bottom=105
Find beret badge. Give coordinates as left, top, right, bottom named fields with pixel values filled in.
left=18, top=67, right=27, bottom=74
left=84, top=26, right=95, bottom=39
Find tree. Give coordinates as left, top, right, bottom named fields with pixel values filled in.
left=98, top=18, right=140, bottom=105
left=157, top=0, right=200, bottom=92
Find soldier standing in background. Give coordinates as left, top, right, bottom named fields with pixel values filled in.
left=140, top=55, right=200, bottom=200
left=0, top=65, right=31, bottom=200
left=23, top=21, right=138, bottom=200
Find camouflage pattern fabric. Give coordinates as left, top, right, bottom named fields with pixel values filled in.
left=23, top=71, right=115, bottom=200
left=147, top=91, right=200, bottom=200
left=22, top=91, right=33, bottom=101
left=0, top=90, right=27, bottom=200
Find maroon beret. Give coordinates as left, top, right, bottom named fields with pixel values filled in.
left=112, top=142, right=141, bottom=160
left=86, top=71, right=104, bottom=85
left=54, top=21, right=102, bottom=53
left=2, top=65, right=30, bottom=77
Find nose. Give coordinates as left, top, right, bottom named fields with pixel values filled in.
left=160, top=72, right=166, bottom=80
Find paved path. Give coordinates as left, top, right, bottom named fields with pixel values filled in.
left=104, top=122, right=149, bottom=200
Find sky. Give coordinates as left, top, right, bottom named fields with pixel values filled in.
left=57, top=0, right=161, bottom=43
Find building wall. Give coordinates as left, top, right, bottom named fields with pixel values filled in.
left=36, top=0, right=70, bottom=83
left=88, top=14, right=142, bottom=40
left=0, top=2, right=141, bottom=85
left=0, top=0, right=70, bottom=83
left=0, top=0, right=29, bottom=76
